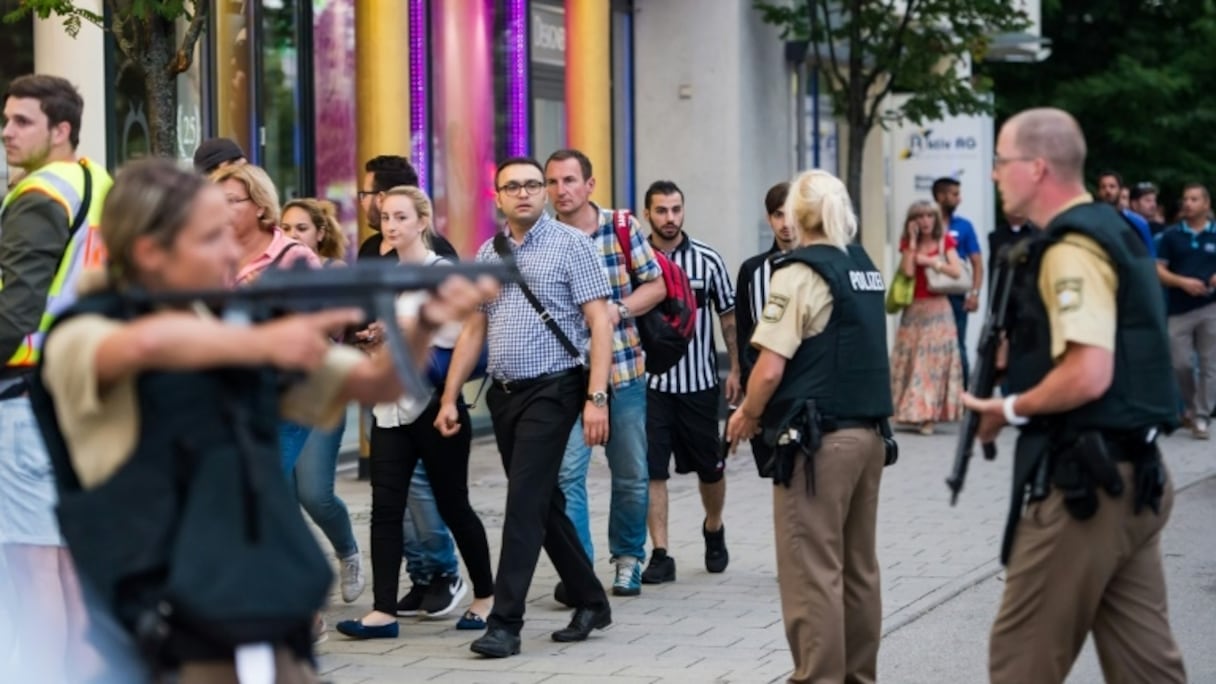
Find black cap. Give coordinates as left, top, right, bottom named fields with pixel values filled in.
left=1129, top=181, right=1158, bottom=201
left=193, top=138, right=246, bottom=174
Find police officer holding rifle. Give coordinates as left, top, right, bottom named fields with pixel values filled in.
left=959, top=108, right=1185, bottom=683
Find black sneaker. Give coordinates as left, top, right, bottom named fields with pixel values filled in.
left=704, top=521, right=729, bottom=573
left=421, top=573, right=467, bottom=617
left=396, top=583, right=429, bottom=617
left=640, top=549, right=676, bottom=584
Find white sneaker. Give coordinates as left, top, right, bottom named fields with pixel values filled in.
left=340, top=553, right=366, bottom=603
left=1194, top=418, right=1211, bottom=440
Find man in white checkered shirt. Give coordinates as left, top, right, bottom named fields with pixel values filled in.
left=437, top=157, right=615, bottom=658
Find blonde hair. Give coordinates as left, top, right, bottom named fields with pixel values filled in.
left=282, top=197, right=345, bottom=261
left=209, top=162, right=280, bottom=232
left=904, top=200, right=944, bottom=240
left=381, top=185, right=434, bottom=249
left=785, top=170, right=857, bottom=250
left=101, top=158, right=212, bottom=286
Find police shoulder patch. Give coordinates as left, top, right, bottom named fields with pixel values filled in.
left=761, top=293, right=790, bottom=323
left=1054, top=277, right=1083, bottom=312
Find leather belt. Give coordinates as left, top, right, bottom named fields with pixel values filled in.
left=492, top=367, right=583, bottom=395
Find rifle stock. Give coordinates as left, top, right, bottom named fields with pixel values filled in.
left=946, top=244, right=1020, bottom=505
left=136, top=258, right=520, bottom=400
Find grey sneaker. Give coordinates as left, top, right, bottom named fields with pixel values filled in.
left=612, top=556, right=642, bottom=596
left=1194, top=418, right=1211, bottom=440
left=339, top=552, right=365, bottom=603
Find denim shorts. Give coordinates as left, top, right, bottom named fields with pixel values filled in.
left=0, top=397, right=62, bottom=546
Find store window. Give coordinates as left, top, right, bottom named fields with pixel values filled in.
left=213, top=1, right=256, bottom=162
left=530, top=0, right=566, bottom=165
left=312, top=0, right=357, bottom=254
left=611, top=0, right=634, bottom=210
left=262, top=0, right=313, bottom=200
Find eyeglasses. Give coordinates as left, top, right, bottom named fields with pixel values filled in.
left=226, top=196, right=252, bottom=205
left=357, top=190, right=377, bottom=200
left=497, top=180, right=545, bottom=196
left=992, top=155, right=1035, bottom=168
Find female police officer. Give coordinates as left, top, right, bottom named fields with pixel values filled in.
left=28, top=158, right=495, bottom=683
left=726, top=169, right=892, bottom=684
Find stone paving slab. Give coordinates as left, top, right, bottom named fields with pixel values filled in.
left=314, top=422, right=1214, bottom=683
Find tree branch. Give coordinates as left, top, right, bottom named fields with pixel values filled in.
left=861, top=0, right=917, bottom=98
left=172, top=1, right=209, bottom=75
left=814, top=0, right=848, bottom=94
left=107, top=3, right=139, bottom=66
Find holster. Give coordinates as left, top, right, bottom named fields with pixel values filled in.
left=1050, top=430, right=1124, bottom=521
left=763, top=399, right=822, bottom=491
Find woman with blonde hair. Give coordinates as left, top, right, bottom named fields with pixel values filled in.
left=726, top=169, right=892, bottom=683
left=337, top=185, right=494, bottom=639
left=209, top=163, right=319, bottom=285
left=281, top=198, right=347, bottom=266
left=889, top=200, right=964, bottom=434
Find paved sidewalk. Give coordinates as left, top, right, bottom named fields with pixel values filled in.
left=313, top=425, right=1215, bottom=683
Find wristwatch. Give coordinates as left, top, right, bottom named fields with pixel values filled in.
left=616, top=301, right=632, bottom=320
left=587, top=391, right=609, bottom=408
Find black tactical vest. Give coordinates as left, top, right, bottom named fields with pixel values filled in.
left=1005, top=202, right=1178, bottom=432
left=762, top=244, right=893, bottom=426
left=28, top=291, right=332, bottom=665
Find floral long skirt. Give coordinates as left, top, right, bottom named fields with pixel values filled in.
left=890, top=296, right=963, bottom=423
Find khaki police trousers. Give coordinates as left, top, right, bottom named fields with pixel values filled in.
left=772, top=427, right=885, bottom=684
left=989, top=463, right=1186, bottom=683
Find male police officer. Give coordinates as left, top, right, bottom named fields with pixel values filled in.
left=727, top=170, right=892, bottom=684
left=963, top=108, right=1185, bottom=683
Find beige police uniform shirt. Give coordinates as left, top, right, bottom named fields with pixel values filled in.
left=750, top=249, right=836, bottom=358
left=1038, top=194, right=1118, bottom=361
left=41, top=314, right=363, bottom=490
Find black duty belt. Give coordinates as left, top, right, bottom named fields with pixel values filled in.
left=0, top=376, right=29, bottom=401
left=492, top=367, right=583, bottom=394
left=821, top=417, right=880, bottom=433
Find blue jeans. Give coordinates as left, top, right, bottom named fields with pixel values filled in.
left=289, top=420, right=358, bottom=559
left=279, top=420, right=311, bottom=475
left=949, top=295, right=970, bottom=387
left=558, top=378, right=650, bottom=562
left=403, top=461, right=459, bottom=584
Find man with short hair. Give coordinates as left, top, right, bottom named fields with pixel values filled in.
left=933, top=176, right=984, bottom=385
left=358, top=155, right=456, bottom=260
left=1155, top=182, right=1216, bottom=439
left=1097, top=169, right=1154, bottom=253
left=192, top=137, right=247, bottom=174
left=0, top=73, right=114, bottom=681
left=545, top=148, right=666, bottom=599
left=967, top=107, right=1184, bottom=683
left=1130, top=182, right=1166, bottom=235
left=641, top=180, right=740, bottom=584
left=438, top=157, right=614, bottom=657
left=735, top=182, right=796, bottom=476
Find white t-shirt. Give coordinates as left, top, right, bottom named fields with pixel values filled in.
left=372, top=252, right=461, bottom=427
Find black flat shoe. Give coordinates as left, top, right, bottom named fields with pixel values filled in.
left=470, top=627, right=521, bottom=658
left=551, top=605, right=612, bottom=642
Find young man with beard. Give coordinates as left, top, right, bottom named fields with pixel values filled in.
left=640, top=180, right=740, bottom=584
left=544, top=149, right=667, bottom=599
left=933, top=176, right=984, bottom=385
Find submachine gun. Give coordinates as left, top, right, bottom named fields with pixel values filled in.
left=138, top=258, right=521, bottom=399
left=946, top=243, right=1020, bottom=505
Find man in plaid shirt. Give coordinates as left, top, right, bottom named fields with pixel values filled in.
left=545, top=149, right=667, bottom=599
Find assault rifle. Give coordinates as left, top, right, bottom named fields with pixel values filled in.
left=137, top=258, right=520, bottom=400
left=946, top=243, right=1020, bottom=505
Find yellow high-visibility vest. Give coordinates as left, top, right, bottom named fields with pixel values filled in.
left=1, top=158, right=113, bottom=367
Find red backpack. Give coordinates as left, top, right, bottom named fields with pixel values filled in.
left=613, top=210, right=697, bottom=374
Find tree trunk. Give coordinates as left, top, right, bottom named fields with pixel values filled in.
left=142, top=16, right=178, bottom=158
left=845, top=118, right=866, bottom=235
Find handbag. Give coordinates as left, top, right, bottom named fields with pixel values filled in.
left=925, top=238, right=973, bottom=295
left=885, top=270, right=915, bottom=314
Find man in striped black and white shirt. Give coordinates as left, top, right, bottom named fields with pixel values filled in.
left=735, top=182, right=798, bottom=476
left=639, top=180, right=742, bottom=585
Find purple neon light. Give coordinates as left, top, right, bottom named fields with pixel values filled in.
left=505, top=0, right=528, bottom=157
left=409, top=0, right=428, bottom=192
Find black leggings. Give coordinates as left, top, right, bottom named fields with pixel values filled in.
left=368, top=402, right=493, bottom=615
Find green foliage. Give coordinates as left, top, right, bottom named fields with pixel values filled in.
left=3, top=0, right=102, bottom=38
left=980, top=0, right=1216, bottom=211
left=755, top=0, right=1028, bottom=132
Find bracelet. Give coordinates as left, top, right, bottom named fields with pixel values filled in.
left=1002, top=394, right=1030, bottom=426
